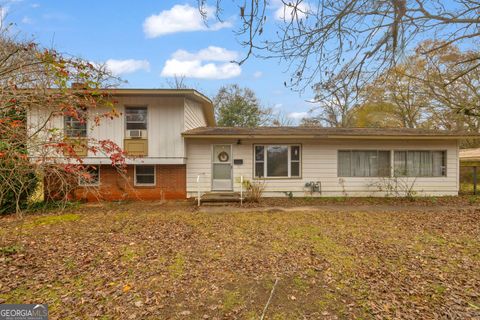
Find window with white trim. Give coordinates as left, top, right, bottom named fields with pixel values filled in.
left=78, top=166, right=99, bottom=186
left=135, top=165, right=155, bottom=186
left=126, top=106, right=147, bottom=130
left=394, top=150, right=446, bottom=177
left=64, top=111, right=87, bottom=137
left=254, top=145, right=301, bottom=178
left=338, top=150, right=391, bottom=177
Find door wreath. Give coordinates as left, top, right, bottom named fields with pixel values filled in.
left=218, top=151, right=229, bottom=162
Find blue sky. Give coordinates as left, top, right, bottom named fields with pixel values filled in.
left=1, top=0, right=315, bottom=123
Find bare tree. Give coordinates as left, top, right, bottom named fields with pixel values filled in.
left=268, top=109, right=294, bottom=126
left=310, top=71, right=360, bottom=127
left=199, top=0, right=480, bottom=90
left=299, top=117, right=322, bottom=127
left=165, top=75, right=188, bottom=89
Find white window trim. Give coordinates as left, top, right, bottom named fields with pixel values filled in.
left=64, top=114, right=88, bottom=138
left=78, top=165, right=100, bottom=186
left=125, top=105, right=148, bottom=132
left=134, top=164, right=156, bottom=186
left=254, top=144, right=302, bottom=179
left=337, top=149, right=448, bottom=178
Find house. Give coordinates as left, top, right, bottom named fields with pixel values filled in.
left=28, top=88, right=478, bottom=201
left=458, top=148, right=480, bottom=194
left=459, top=148, right=480, bottom=164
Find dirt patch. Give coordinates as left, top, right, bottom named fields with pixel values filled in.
left=0, top=202, right=479, bottom=319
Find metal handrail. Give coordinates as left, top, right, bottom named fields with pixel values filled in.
left=196, top=173, right=204, bottom=206
left=240, top=175, right=243, bottom=206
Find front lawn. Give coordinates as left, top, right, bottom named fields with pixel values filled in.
left=0, top=202, right=479, bottom=319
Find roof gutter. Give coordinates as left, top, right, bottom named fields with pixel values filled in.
left=182, top=134, right=474, bottom=139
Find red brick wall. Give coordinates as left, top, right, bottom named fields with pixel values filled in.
left=72, top=164, right=186, bottom=201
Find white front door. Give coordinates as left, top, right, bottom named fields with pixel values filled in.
left=212, top=144, right=233, bottom=191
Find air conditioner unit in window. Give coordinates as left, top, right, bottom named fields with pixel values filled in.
left=127, top=130, right=147, bottom=139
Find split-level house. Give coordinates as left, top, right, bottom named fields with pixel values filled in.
left=28, top=88, right=477, bottom=201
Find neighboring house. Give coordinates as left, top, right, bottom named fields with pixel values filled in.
left=28, top=89, right=478, bottom=200
left=459, top=148, right=480, bottom=164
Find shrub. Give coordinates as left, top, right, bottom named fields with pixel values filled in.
left=0, top=159, right=38, bottom=214
left=284, top=191, right=294, bottom=199
left=369, top=177, right=418, bottom=199
left=242, top=179, right=265, bottom=202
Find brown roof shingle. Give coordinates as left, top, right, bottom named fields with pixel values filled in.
left=182, top=126, right=479, bottom=138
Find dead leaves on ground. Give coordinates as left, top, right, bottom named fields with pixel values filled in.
left=0, top=202, right=479, bottom=319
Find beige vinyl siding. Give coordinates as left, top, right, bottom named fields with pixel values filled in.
left=186, top=138, right=459, bottom=197
left=184, top=98, right=207, bottom=130
left=89, top=97, right=186, bottom=160
left=27, top=105, right=65, bottom=158
left=28, top=96, right=188, bottom=163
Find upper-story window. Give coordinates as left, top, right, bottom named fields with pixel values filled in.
left=64, top=111, right=87, bottom=138
left=125, top=106, right=147, bottom=130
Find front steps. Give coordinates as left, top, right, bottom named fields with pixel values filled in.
left=199, top=192, right=242, bottom=206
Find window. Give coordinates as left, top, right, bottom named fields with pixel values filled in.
left=394, top=151, right=446, bottom=177
left=338, top=150, right=391, bottom=177
left=78, top=166, right=99, bottom=186
left=64, top=112, right=87, bottom=137
left=125, top=106, right=147, bottom=130
left=254, top=145, right=301, bottom=178
left=135, top=165, right=155, bottom=186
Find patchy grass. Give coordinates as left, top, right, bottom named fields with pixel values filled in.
left=222, top=290, right=243, bottom=312
left=167, top=253, right=186, bottom=278
left=24, top=213, right=80, bottom=228
left=0, top=244, right=23, bottom=256
left=0, top=202, right=479, bottom=319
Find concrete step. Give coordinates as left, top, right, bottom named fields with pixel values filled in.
left=201, top=202, right=239, bottom=207
left=201, top=192, right=241, bottom=203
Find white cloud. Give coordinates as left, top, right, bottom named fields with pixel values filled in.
left=273, top=1, right=309, bottom=21
left=21, top=16, right=33, bottom=24
left=161, top=47, right=241, bottom=80
left=287, top=111, right=309, bottom=120
left=105, top=59, right=150, bottom=75
left=271, top=103, right=283, bottom=114
left=42, top=12, right=70, bottom=21
left=31, top=3, right=40, bottom=8
left=161, top=59, right=240, bottom=80
left=253, top=71, right=263, bottom=78
left=172, top=46, right=238, bottom=62
left=143, top=4, right=231, bottom=38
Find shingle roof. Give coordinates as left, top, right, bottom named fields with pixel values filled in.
left=183, top=126, right=479, bottom=139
